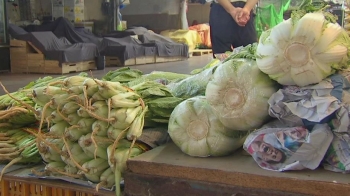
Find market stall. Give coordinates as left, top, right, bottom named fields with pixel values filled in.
left=156, top=0, right=213, bottom=56
left=3, top=0, right=190, bottom=72
left=1, top=1, right=350, bottom=196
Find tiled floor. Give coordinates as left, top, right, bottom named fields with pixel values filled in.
left=0, top=55, right=212, bottom=95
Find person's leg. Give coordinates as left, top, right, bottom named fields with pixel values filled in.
left=209, top=3, right=235, bottom=56
left=231, top=2, right=258, bottom=47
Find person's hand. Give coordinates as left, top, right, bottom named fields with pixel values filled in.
left=229, top=7, right=244, bottom=27
left=229, top=7, right=250, bottom=27
left=237, top=7, right=251, bottom=26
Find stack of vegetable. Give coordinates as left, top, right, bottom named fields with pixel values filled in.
left=251, top=1, right=350, bottom=173
left=1, top=0, right=350, bottom=191
left=167, top=43, right=279, bottom=157
left=168, top=53, right=280, bottom=157
left=168, top=1, right=350, bottom=159
left=17, top=75, right=150, bottom=195
left=0, top=67, right=191, bottom=195
left=0, top=76, right=73, bottom=179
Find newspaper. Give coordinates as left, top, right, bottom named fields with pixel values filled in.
left=266, top=73, right=350, bottom=172
left=243, top=124, right=333, bottom=171
left=323, top=104, right=350, bottom=173
left=268, top=74, right=345, bottom=127
left=323, top=133, right=350, bottom=173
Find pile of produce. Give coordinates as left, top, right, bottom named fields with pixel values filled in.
left=169, top=0, right=350, bottom=175
left=168, top=50, right=280, bottom=157
left=0, top=71, right=187, bottom=195
left=1, top=0, right=350, bottom=194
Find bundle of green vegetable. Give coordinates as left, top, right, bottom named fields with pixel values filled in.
left=102, top=67, right=189, bottom=87
left=130, top=81, right=184, bottom=126
left=102, top=67, right=143, bottom=83
left=0, top=91, right=34, bottom=110
left=256, top=10, right=350, bottom=87
left=103, top=69, right=188, bottom=126
left=0, top=125, right=42, bottom=180
left=4, top=75, right=150, bottom=196
left=206, top=59, right=279, bottom=131
left=107, top=141, right=145, bottom=194
left=168, top=96, right=248, bottom=157
left=222, top=43, right=257, bottom=62
left=126, top=71, right=190, bottom=87
left=0, top=104, right=36, bottom=126
left=0, top=75, right=70, bottom=127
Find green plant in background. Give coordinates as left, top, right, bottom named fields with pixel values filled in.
left=255, top=0, right=292, bottom=38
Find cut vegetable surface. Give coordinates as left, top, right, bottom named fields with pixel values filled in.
left=168, top=96, right=248, bottom=157
left=206, top=59, right=279, bottom=131
left=256, top=12, right=350, bottom=87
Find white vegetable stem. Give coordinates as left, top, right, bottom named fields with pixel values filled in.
left=256, top=12, right=350, bottom=87
left=187, top=120, right=209, bottom=140
left=206, top=59, right=278, bottom=131
left=168, top=96, right=247, bottom=157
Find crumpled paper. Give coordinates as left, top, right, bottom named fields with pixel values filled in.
left=323, top=103, right=350, bottom=173
left=268, top=74, right=345, bottom=127
left=323, top=132, right=350, bottom=173
left=244, top=123, right=333, bottom=172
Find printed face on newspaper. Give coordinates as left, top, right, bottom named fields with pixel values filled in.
left=246, top=127, right=310, bottom=171
left=244, top=122, right=333, bottom=171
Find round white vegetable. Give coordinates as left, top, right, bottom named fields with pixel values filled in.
left=168, top=96, right=246, bottom=157
left=206, top=59, right=279, bottom=131
left=256, top=12, right=350, bottom=87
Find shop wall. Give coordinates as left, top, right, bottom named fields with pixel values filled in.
left=121, top=0, right=182, bottom=15
left=5, top=0, right=183, bottom=32
left=6, top=0, right=51, bottom=23
left=84, top=0, right=105, bottom=21
left=38, top=0, right=105, bottom=21
left=187, top=3, right=210, bottom=25
left=7, top=0, right=106, bottom=22
left=120, top=0, right=182, bottom=32
left=122, top=14, right=180, bottom=33
left=35, top=0, right=51, bottom=18
left=87, top=0, right=183, bottom=20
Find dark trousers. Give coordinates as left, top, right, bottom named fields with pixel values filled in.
left=209, top=1, right=257, bottom=55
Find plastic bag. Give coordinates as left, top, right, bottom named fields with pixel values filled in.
left=243, top=123, right=333, bottom=171
left=167, top=65, right=217, bottom=99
